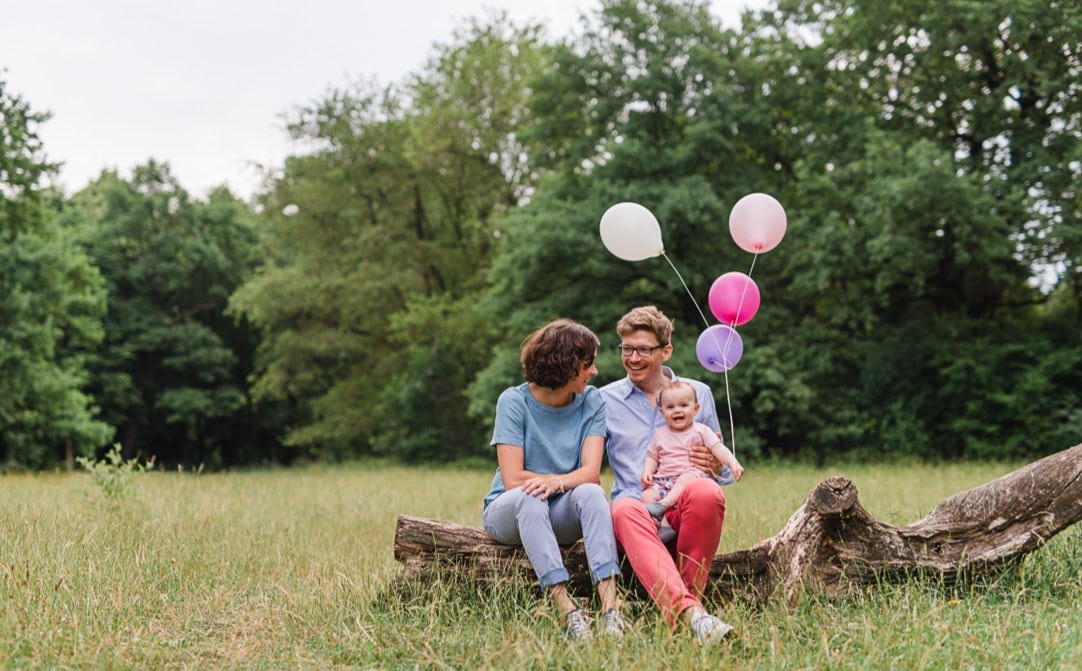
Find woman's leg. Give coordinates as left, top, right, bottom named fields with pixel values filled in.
left=549, top=483, right=621, bottom=611
left=482, top=488, right=570, bottom=590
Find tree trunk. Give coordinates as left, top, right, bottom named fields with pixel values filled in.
left=393, top=443, right=1082, bottom=602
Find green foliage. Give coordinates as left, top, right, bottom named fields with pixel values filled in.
left=60, top=162, right=269, bottom=466
left=0, top=77, right=111, bottom=469
left=7, top=1, right=1082, bottom=467
left=75, top=442, right=151, bottom=501
left=470, top=0, right=785, bottom=410
left=748, top=0, right=1082, bottom=458
left=232, top=15, right=546, bottom=460
left=471, top=0, right=1082, bottom=462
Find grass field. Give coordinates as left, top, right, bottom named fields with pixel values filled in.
left=1, top=460, right=1079, bottom=669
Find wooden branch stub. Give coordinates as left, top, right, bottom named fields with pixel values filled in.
left=806, top=476, right=859, bottom=516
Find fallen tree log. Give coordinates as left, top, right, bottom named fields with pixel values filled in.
left=393, top=443, right=1082, bottom=603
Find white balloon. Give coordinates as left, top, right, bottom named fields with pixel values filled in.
left=728, top=192, right=787, bottom=253
left=599, top=202, right=665, bottom=261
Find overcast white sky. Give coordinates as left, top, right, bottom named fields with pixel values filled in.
left=4, top=0, right=767, bottom=201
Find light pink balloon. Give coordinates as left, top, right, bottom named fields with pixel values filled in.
left=729, top=193, right=787, bottom=253
left=708, top=272, right=760, bottom=326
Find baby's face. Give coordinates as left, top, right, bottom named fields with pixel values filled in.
left=660, top=388, right=699, bottom=431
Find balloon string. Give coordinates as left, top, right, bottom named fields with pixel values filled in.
left=718, top=253, right=758, bottom=460
left=661, top=252, right=738, bottom=458
left=662, top=253, right=712, bottom=330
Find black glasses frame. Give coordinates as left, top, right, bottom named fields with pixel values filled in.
left=616, top=344, right=664, bottom=357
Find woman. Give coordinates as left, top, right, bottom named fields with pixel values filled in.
left=482, top=318, right=627, bottom=640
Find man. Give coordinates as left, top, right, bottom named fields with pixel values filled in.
left=600, top=305, right=737, bottom=643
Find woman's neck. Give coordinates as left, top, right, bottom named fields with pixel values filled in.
left=528, top=382, right=575, bottom=407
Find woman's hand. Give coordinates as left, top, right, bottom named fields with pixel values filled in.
left=521, top=474, right=565, bottom=500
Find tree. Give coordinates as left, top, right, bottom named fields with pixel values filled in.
left=0, top=77, right=109, bottom=469
left=471, top=0, right=1081, bottom=462
left=232, top=15, right=546, bottom=461
left=746, top=0, right=1082, bottom=458
left=61, top=162, right=266, bottom=466
left=467, top=0, right=790, bottom=448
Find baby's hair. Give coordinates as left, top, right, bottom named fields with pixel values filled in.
left=658, top=380, right=696, bottom=405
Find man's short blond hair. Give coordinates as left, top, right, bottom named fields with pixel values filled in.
left=615, top=305, right=673, bottom=346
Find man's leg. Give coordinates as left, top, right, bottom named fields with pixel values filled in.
left=665, top=478, right=726, bottom=600
left=611, top=497, right=701, bottom=626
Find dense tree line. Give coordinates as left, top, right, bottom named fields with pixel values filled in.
left=1, top=0, right=1078, bottom=469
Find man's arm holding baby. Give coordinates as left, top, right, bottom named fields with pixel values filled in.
left=688, top=429, right=743, bottom=481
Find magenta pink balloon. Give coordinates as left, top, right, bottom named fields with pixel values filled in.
left=728, top=193, right=787, bottom=253
left=708, top=272, right=760, bottom=326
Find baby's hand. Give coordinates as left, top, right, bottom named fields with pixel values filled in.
left=729, top=461, right=745, bottom=482
left=640, top=472, right=653, bottom=488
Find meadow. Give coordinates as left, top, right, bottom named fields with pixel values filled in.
left=1, top=460, right=1078, bottom=670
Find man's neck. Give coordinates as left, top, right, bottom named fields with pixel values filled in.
left=634, top=369, right=671, bottom=408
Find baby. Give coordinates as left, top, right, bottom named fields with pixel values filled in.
left=640, top=381, right=744, bottom=524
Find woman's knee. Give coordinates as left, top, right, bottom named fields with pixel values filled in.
left=570, top=482, right=606, bottom=506
left=513, top=489, right=549, bottom=517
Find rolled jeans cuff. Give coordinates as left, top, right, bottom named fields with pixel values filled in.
left=538, top=567, right=570, bottom=589
left=592, top=560, right=621, bottom=584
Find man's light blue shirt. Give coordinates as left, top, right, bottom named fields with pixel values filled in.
left=600, top=366, right=732, bottom=502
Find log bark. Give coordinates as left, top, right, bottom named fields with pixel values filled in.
left=394, top=443, right=1082, bottom=602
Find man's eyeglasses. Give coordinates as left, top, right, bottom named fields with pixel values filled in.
left=616, top=344, right=664, bottom=357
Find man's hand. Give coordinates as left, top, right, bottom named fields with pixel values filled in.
left=689, top=441, right=722, bottom=476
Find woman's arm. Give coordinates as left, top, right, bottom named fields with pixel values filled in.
left=495, top=443, right=545, bottom=490
left=513, top=435, right=606, bottom=500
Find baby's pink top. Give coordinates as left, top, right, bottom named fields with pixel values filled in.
left=646, top=422, right=722, bottom=479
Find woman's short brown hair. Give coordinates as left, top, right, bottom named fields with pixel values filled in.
left=615, top=305, right=673, bottom=346
left=521, top=318, right=599, bottom=389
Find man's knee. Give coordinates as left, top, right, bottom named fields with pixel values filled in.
left=611, top=497, right=641, bottom=527
left=681, top=478, right=725, bottom=512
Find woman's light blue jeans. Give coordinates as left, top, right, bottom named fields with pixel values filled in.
left=482, top=483, right=620, bottom=588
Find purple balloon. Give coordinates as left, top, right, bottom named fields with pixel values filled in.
left=696, top=324, right=744, bottom=373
